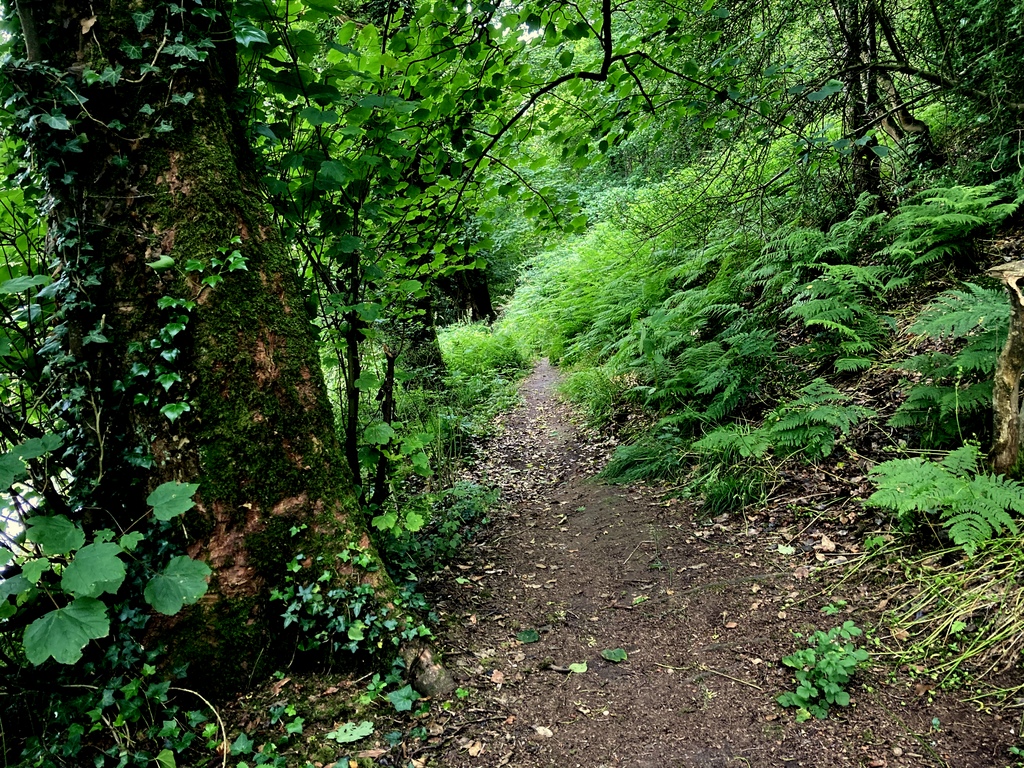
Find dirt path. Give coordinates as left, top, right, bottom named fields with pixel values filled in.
left=416, top=362, right=1014, bottom=768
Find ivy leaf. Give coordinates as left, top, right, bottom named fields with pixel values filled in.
left=154, top=749, right=177, bottom=768
left=61, top=542, right=126, bottom=597
left=23, top=597, right=110, bottom=665
left=147, top=481, right=200, bottom=520
left=26, top=515, right=85, bottom=556
left=347, top=620, right=365, bottom=641
left=234, top=22, right=270, bottom=48
left=144, top=556, right=211, bottom=615
left=40, top=114, right=71, bottom=131
left=387, top=684, right=420, bottom=712
left=160, top=402, right=191, bottom=422
left=230, top=732, right=254, bottom=756
left=325, top=720, right=374, bottom=743
left=516, top=629, right=540, bottom=644
left=601, top=648, right=627, bottom=663
left=132, top=9, right=154, bottom=32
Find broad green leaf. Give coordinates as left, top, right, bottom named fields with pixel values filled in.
left=568, top=662, right=587, bottom=674
left=601, top=648, right=627, bottom=663
left=0, top=453, right=27, bottom=489
left=120, top=531, right=144, bottom=551
left=159, top=401, right=191, bottom=422
left=230, top=732, right=254, bottom=756
left=61, top=542, right=126, bottom=597
left=387, top=684, right=420, bottom=712
left=154, top=749, right=177, bottom=768
left=144, top=556, right=211, bottom=615
left=347, top=620, right=365, bottom=641
left=22, top=558, right=49, bottom=584
left=147, top=481, right=200, bottom=520
left=40, top=114, right=71, bottom=130
left=24, top=597, right=109, bottom=665
left=516, top=629, right=540, bottom=643
left=363, top=422, right=396, bottom=445
left=807, top=80, right=843, bottom=102
left=405, top=510, right=425, bottom=532
left=0, top=275, right=50, bottom=293
left=15, top=433, right=63, bottom=460
left=26, top=515, right=85, bottom=556
left=234, top=21, right=269, bottom=48
left=325, top=720, right=374, bottom=744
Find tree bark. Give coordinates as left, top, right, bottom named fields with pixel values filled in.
left=988, top=263, right=1024, bottom=475
left=10, top=0, right=398, bottom=695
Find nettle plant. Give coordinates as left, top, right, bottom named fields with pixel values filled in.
left=777, top=621, right=869, bottom=721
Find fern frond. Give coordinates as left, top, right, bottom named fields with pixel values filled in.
left=868, top=445, right=1024, bottom=554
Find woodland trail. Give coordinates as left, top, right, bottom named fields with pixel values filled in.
left=414, top=361, right=1012, bottom=768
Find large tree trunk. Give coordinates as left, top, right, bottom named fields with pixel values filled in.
left=12, top=0, right=397, bottom=695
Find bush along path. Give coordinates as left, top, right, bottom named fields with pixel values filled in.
left=413, top=361, right=1016, bottom=768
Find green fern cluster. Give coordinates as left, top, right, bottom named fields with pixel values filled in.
left=786, top=264, right=904, bottom=371
left=694, top=379, right=875, bottom=461
left=890, top=284, right=1009, bottom=446
left=867, top=445, right=1023, bottom=554
left=881, top=185, right=1020, bottom=269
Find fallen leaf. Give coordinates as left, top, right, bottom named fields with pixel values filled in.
left=892, top=629, right=910, bottom=641
left=490, top=669, right=505, bottom=685
left=725, top=621, right=738, bottom=629
left=467, top=741, right=484, bottom=757
left=820, top=534, right=836, bottom=552
left=354, top=749, right=386, bottom=759
left=533, top=725, right=553, bottom=738
left=793, top=566, right=812, bottom=580
left=270, top=676, right=291, bottom=696
left=777, top=544, right=796, bottom=555
left=80, top=16, right=97, bottom=33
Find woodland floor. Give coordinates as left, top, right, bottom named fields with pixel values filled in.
left=407, top=361, right=1018, bottom=768
left=235, top=361, right=1022, bottom=768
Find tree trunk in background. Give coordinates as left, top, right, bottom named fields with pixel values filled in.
left=988, top=264, right=1024, bottom=475
left=13, top=0, right=396, bottom=695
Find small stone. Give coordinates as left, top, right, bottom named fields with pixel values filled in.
left=892, top=746, right=904, bottom=757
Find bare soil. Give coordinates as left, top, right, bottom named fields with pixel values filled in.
left=405, top=361, right=1018, bottom=768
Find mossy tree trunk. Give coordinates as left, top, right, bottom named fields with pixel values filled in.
left=9, top=0, right=398, bottom=695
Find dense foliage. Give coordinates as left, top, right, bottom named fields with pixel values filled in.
left=0, top=0, right=1022, bottom=763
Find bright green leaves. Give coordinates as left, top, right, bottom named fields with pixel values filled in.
left=387, top=684, right=420, bottom=712
left=806, top=80, right=844, bottom=102
left=601, top=648, right=627, bottom=663
left=14, top=483, right=209, bottom=665
left=144, top=556, right=212, bottom=615
left=61, top=543, right=126, bottom=598
left=27, top=515, right=85, bottom=556
left=24, top=598, right=110, bottom=665
left=326, top=720, right=374, bottom=744
left=147, top=481, right=200, bottom=521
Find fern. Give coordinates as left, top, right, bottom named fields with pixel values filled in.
left=765, top=379, right=875, bottom=459
left=786, top=264, right=899, bottom=371
left=868, top=445, right=1024, bottom=554
left=881, top=185, right=1020, bottom=269
left=890, top=284, right=1008, bottom=446
left=693, top=379, right=874, bottom=461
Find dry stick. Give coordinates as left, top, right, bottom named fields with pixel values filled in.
left=653, top=663, right=763, bottom=691
left=622, top=540, right=653, bottom=565
left=171, top=687, right=229, bottom=768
